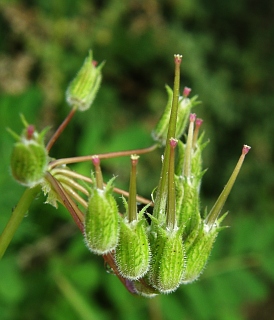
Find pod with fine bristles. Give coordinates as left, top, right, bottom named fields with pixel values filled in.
left=148, top=225, right=185, bottom=293
left=84, top=178, right=119, bottom=255
left=115, top=155, right=151, bottom=280
left=8, top=115, right=48, bottom=187
left=115, top=215, right=150, bottom=280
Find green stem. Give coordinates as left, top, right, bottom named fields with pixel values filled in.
left=166, top=139, right=177, bottom=229
left=205, top=145, right=251, bottom=227
left=153, top=55, right=182, bottom=223
left=0, top=185, right=40, bottom=259
left=128, top=155, right=138, bottom=222
left=92, top=156, right=103, bottom=190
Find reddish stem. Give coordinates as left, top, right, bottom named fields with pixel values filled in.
left=46, top=107, right=77, bottom=152
left=48, top=144, right=158, bottom=169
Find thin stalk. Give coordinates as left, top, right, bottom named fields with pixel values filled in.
left=153, top=54, right=182, bottom=221
left=166, top=139, right=177, bottom=229
left=46, top=107, right=77, bottom=152
left=48, top=144, right=158, bottom=169
left=128, top=155, right=138, bottom=222
left=92, top=156, right=103, bottom=190
left=0, top=185, right=40, bottom=259
left=192, top=118, right=203, bottom=149
left=45, top=172, right=84, bottom=232
left=51, top=167, right=152, bottom=205
left=60, top=183, right=88, bottom=209
left=205, top=145, right=251, bottom=227
left=54, top=174, right=90, bottom=196
left=50, top=168, right=93, bottom=183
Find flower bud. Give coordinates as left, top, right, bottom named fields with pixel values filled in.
left=149, top=226, right=185, bottom=293
left=9, top=116, right=48, bottom=187
left=115, top=217, right=150, bottom=280
left=66, top=50, right=105, bottom=111
left=151, top=85, right=200, bottom=146
left=84, top=179, right=119, bottom=254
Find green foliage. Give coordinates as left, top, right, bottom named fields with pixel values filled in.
left=0, top=0, right=273, bottom=319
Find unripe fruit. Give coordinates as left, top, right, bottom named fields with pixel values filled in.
left=149, top=227, right=185, bottom=293
left=11, top=141, right=48, bottom=187
left=115, top=218, right=150, bottom=280
left=9, top=118, right=48, bottom=187
left=85, top=182, right=119, bottom=255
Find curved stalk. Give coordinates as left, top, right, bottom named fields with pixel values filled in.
left=48, top=144, right=158, bottom=169
left=0, top=185, right=41, bottom=259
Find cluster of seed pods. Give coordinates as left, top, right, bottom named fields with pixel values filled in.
left=8, top=53, right=250, bottom=297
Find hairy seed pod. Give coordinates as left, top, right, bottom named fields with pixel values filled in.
left=11, top=142, right=48, bottom=187
left=85, top=184, right=119, bottom=255
left=115, top=218, right=150, bottom=280
left=66, top=50, right=105, bottom=111
left=9, top=118, right=48, bottom=188
left=181, top=223, right=220, bottom=284
left=149, top=227, right=185, bottom=293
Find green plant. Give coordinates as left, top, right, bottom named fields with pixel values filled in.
left=0, top=51, right=251, bottom=299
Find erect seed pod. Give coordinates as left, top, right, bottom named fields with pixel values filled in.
left=8, top=116, right=48, bottom=187
left=115, top=217, right=150, bottom=280
left=66, top=50, right=105, bottom=111
left=149, top=226, right=185, bottom=293
left=181, top=223, right=219, bottom=284
left=84, top=178, right=119, bottom=255
left=115, top=156, right=151, bottom=280
left=182, top=145, right=251, bottom=283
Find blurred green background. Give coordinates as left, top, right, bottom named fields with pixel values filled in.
left=0, top=0, right=273, bottom=319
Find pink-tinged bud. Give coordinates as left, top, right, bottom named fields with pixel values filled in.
left=26, top=125, right=35, bottom=140
left=131, top=154, right=139, bottom=167
left=92, top=60, right=98, bottom=67
left=195, top=118, right=203, bottom=128
left=174, top=54, right=183, bottom=64
left=92, top=155, right=100, bottom=166
left=189, top=113, right=196, bottom=122
left=92, top=156, right=103, bottom=189
left=169, top=138, right=178, bottom=149
left=192, top=118, right=203, bottom=149
left=242, top=144, right=251, bottom=155
left=183, top=87, right=191, bottom=97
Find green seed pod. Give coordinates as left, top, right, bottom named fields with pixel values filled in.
left=176, top=178, right=201, bottom=246
left=84, top=180, right=119, bottom=255
left=11, top=142, right=48, bottom=187
left=115, top=217, right=150, bottom=280
left=149, top=227, right=185, bottom=293
left=66, top=50, right=105, bottom=111
left=9, top=117, right=48, bottom=187
left=182, top=219, right=225, bottom=284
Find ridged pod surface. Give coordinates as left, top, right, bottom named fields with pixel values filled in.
left=115, top=218, right=150, bottom=280
left=149, top=227, right=185, bottom=293
left=85, top=186, right=119, bottom=254
left=182, top=223, right=220, bottom=284
left=11, top=140, right=48, bottom=187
